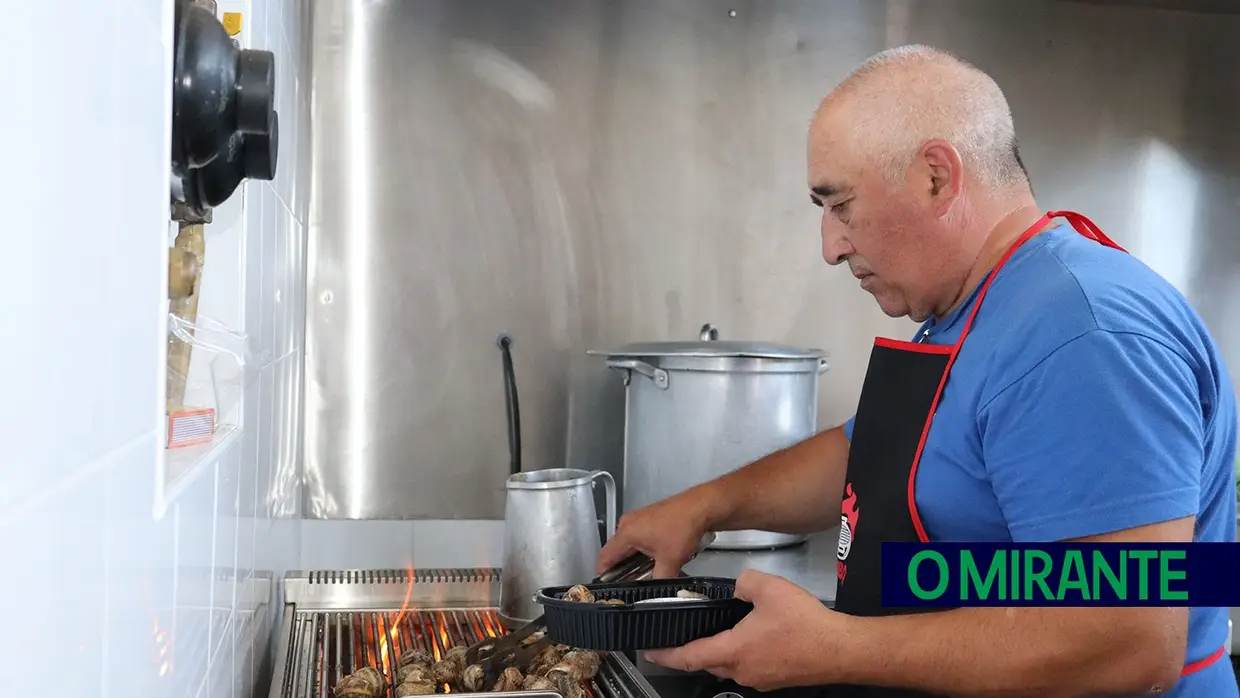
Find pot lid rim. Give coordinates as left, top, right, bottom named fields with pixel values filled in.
left=586, top=341, right=827, bottom=360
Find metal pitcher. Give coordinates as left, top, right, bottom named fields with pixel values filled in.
left=498, top=468, right=617, bottom=628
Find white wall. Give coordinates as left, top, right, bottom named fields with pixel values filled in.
left=0, top=0, right=311, bottom=696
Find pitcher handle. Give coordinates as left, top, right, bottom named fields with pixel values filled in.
left=590, top=470, right=618, bottom=540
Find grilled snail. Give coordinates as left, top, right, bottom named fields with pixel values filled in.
left=522, top=674, right=558, bottom=691
left=561, top=584, right=595, bottom=603
left=445, top=646, right=470, bottom=668
left=461, top=663, right=487, bottom=692
left=394, top=681, right=437, bottom=697
left=546, top=650, right=602, bottom=684
left=564, top=650, right=601, bottom=679
left=396, top=663, right=434, bottom=686
left=333, top=677, right=377, bottom=698
left=334, top=666, right=385, bottom=698
left=399, top=649, right=434, bottom=670
left=378, top=639, right=596, bottom=695
left=432, top=659, right=460, bottom=686
left=526, top=644, right=569, bottom=676
left=493, top=666, right=525, bottom=692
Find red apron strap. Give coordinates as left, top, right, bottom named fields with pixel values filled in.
left=1179, top=645, right=1227, bottom=678
left=1046, top=210, right=1129, bottom=253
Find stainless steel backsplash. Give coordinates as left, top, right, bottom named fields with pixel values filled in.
left=303, top=0, right=1240, bottom=520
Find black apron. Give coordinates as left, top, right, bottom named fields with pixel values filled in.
left=823, top=211, right=1226, bottom=697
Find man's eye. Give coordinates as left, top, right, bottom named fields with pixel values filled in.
left=830, top=200, right=850, bottom=215
left=810, top=194, right=823, bottom=208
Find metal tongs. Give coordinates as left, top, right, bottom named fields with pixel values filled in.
left=465, top=532, right=717, bottom=684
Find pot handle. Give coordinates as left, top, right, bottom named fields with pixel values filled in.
left=590, top=470, right=618, bottom=540
left=818, top=357, right=830, bottom=374
left=605, top=358, right=669, bottom=390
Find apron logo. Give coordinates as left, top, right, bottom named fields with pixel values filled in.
left=837, top=482, right=861, bottom=583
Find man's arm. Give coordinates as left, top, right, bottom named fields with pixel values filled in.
left=695, top=423, right=851, bottom=535
left=599, top=423, right=852, bottom=576
left=837, top=518, right=1193, bottom=697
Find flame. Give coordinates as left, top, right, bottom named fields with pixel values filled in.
left=841, top=482, right=860, bottom=534
left=363, top=574, right=516, bottom=695
left=468, top=614, right=487, bottom=639
left=437, top=611, right=451, bottom=649
left=479, top=612, right=501, bottom=638
left=378, top=564, right=416, bottom=674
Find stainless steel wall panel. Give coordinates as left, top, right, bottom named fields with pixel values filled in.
left=305, top=0, right=1240, bottom=519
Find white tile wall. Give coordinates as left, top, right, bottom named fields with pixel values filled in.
left=0, top=0, right=311, bottom=697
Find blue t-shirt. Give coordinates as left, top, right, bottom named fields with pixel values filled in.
left=844, top=222, right=1238, bottom=696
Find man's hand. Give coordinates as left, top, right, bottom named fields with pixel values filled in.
left=645, top=570, right=847, bottom=690
left=597, top=489, right=717, bottom=579
left=600, top=426, right=852, bottom=579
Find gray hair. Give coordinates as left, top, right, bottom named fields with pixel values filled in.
left=835, top=44, right=1027, bottom=189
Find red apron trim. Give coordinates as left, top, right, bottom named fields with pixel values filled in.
left=1179, top=645, right=1226, bottom=677
left=900, top=211, right=1120, bottom=544
left=906, top=352, right=955, bottom=543
left=895, top=211, right=1217, bottom=684
left=1048, top=210, right=1128, bottom=253
left=874, top=337, right=954, bottom=354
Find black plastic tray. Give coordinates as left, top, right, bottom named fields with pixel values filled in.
left=535, top=577, right=753, bottom=651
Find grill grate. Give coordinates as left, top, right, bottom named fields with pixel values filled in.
left=278, top=606, right=658, bottom=698
left=273, top=568, right=661, bottom=698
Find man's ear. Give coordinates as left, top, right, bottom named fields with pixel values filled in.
left=920, top=139, right=964, bottom=215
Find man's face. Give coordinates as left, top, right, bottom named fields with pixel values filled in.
left=806, top=117, right=952, bottom=322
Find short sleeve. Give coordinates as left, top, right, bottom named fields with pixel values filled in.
left=979, top=329, right=1203, bottom=542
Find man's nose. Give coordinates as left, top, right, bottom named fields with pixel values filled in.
left=820, top=216, right=852, bottom=265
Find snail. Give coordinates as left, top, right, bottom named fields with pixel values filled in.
left=461, top=664, right=487, bottom=692
left=396, top=663, right=434, bottom=687
left=383, top=636, right=597, bottom=694
left=394, top=680, right=437, bottom=696
left=432, top=658, right=461, bottom=686
left=445, top=645, right=470, bottom=669
left=522, top=674, right=558, bottom=691
left=333, top=676, right=377, bottom=698
left=334, top=666, right=385, bottom=698
left=493, top=666, right=524, bottom=692
left=546, top=669, right=589, bottom=698
left=399, top=649, right=434, bottom=669
left=526, top=644, right=569, bottom=676
left=561, top=584, right=595, bottom=603
left=562, top=650, right=601, bottom=679
left=546, top=650, right=601, bottom=684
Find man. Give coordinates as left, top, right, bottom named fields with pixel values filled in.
left=597, top=45, right=1239, bottom=697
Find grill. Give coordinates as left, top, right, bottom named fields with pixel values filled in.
left=270, top=568, right=664, bottom=698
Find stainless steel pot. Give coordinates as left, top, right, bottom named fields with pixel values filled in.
left=590, top=323, right=828, bottom=550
